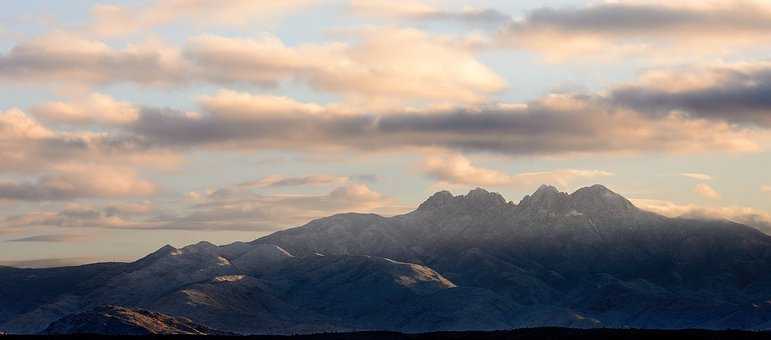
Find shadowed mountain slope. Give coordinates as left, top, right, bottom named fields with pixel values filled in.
left=4, top=185, right=771, bottom=334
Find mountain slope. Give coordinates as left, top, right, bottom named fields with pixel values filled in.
left=42, top=305, right=229, bottom=335
left=253, top=185, right=771, bottom=327
left=4, top=184, right=771, bottom=334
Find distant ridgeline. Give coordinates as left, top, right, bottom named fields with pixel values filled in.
left=4, top=185, right=771, bottom=335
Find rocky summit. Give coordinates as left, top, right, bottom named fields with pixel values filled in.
left=3, top=185, right=771, bottom=335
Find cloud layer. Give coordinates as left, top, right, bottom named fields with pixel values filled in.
left=87, top=0, right=313, bottom=37
left=634, top=198, right=771, bottom=234
left=128, top=91, right=762, bottom=156
left=0, top=28, right=505, bottom=105
left=3, top=181, right=405, bottom=232
left=501, top=1, right=771, bottom=60
left=421, top=152, right=612, bottom=187
left=0, top=165, right=156, bottom=201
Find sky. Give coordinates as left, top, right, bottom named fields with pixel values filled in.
left=1, top=0, right=771, bottom=267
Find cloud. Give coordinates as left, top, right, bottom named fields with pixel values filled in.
left=30, top=93, right=139, bottom=126
left=2, top=183, right=406, bottom=232
left=763, top=185, right=771, bottom=193
left=610, top=63, right=771, bottom=128
left=0, top=32, right=187, bottom=85
left=2, top=203, right=154, bottom=229
left=175, top=184, right=405, bottom=230
left=681, top=173, right=712, bottom=181
left=238, top=175, right=350, bottom=189
left=0, top=107, right=54, bottom=139
left=87, top=0, right=314, bottom=37
left=5, top=234, right=87, bottom=243
left=694, top=183, right=721, bottom=200
left=0, top=107, right=180, bottom=173
left=0, top=165, right=156, bottom=201
left=499, top=1, right=771, bottom=61
left=420, top=152, right=612, bottom=187
left=633, top=198, right=771, bottom=234
left=350, top=0, right=509, bottom=25
left=3, top=60, right=769, bottom=185
left=185, top=29, right=506, bottom=104
left=129, top=91, right=762, bottom=157
left=0, top=29, right=505, bottom=105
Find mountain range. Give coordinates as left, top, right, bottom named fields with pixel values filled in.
left=3, top=185, right=771, bottom=335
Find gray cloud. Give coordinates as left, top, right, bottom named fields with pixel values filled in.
left=352, top=174, right=379, bottom=183
left=2, top=184, right=405, bottom=232
left=170, top=183, right=404, bottom=230
left=0, top=33, right=186, bottom=85
left=1, top=203, right=154, bottom=229
left=5, top=234, right=86, bottom=243
left=238, top=175, right=350, bottom=188
left=0, top=166, right=156, bottom=201
left=0, top=108, right=173, bottom=174
left=515, top=3, right=771, bottom=34
left=611, top=64, right=771, bottom=127
left=127, top=92, right=759, bottom=156
left=349, top=1, right=509, bottom=26
left=498, top=2, right=771, bottom=60
left=421, top=8, right=510, bottom=25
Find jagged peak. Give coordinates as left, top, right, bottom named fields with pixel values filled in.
left=465, top=188, right=507, bottom=206
left=518, top=184, right=568, bottom=209
left=572, top=184, right=614, bottom=195
left=156, top=244, right=178, bottom=253
left=569, top=184, right=637, bottom=214
left=132, top=244, right=179, bottom=265
left=417, top=190, right=457, bottom=210
left=182, top=241, right=218, bottom=252
left=516, top=184, right=640, bottom=217
left=417, top=188, right=509, bottom=211
left=535, top=184, right=560, bottom=195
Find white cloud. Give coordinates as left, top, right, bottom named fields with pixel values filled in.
left=421, top=152, right=613, bottom=187
left=1, top=29, right=505, bottom=106
left=238, top=175, right=351, bottom=189
left=0, top=107, right=181, bottom=173
left=186, top=28, right=506, bottom=105
left=87, top=0, right=314, bottom=37
left=694, top=183, right=721, bottom=200
left=632, top=198, right=771, bottom=234
left=680, top=173, right=712, bottom=181
left=30, top=93, right=139, bottom=126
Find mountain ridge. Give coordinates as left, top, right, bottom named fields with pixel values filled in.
left=4, top=184, right=771, bottom=335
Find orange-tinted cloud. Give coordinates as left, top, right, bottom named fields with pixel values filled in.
left=421, top=152, right=613, bottom=187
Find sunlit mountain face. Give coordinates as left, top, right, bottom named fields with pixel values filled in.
left=1, top=0, right=771, bottom=336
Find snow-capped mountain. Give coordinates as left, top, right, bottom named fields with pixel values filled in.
left=3, top=185, right=771, bottom=334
